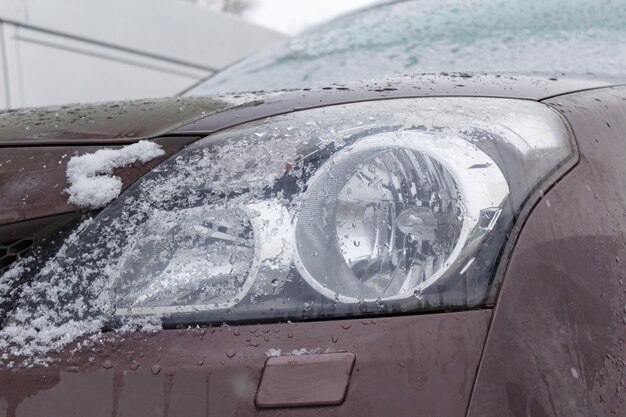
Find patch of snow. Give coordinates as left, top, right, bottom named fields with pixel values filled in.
left=0, top=218, right=162, bottom=367
left=265, top=348, right=281, bottom=357
left=114, top=315, right=162, bottom=334
left=0, top=318, right=104, bottom=363
left=288, top=347, right=320, bottom=356
left=0, top=258, right=27, bottom=299
left=265, top=347, right=333, bottom=357
left=65, top=140, right=164, bottom=209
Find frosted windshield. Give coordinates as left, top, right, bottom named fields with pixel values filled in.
left=188, top=0, right=626, bottom=95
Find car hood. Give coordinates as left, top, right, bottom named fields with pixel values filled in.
left=1, top=73, right=624, bottom=147
left=176, top=73, right=626, bottom=136
left=0, top=96, right=229, bottom=146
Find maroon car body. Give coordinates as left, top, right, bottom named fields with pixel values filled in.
left=0, top=74, right=624, bottom=417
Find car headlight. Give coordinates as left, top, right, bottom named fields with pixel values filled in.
left=14, top=97, right=576, bottom=326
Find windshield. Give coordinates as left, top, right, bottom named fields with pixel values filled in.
left=188, top=0, right=626, bottom=95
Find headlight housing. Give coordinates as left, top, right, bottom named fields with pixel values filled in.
left=12, top=97, right=576, bottom=327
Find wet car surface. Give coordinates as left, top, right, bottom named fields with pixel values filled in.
left=1, top=1, right=626, bottom=416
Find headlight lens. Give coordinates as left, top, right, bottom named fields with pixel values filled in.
left=12, top=97, right=576, bottom=326
left=294, top=132, right=508, bottom=302
left=114, top=207, right=257, bottom=313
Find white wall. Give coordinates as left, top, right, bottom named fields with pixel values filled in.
left=0, top=0, right=286, bottom=109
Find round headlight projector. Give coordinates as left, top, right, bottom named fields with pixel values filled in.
left=294, top=131, right=508, bottom=303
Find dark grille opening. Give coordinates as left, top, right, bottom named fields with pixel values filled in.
left=0, top=238, right=34, bottom=275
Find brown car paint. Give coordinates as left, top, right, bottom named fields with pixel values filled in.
left=0, top=310, right=490, bottom=417
left=1, top=75, right=625, bottom=417
left=467, top=86, right=626, bottom=417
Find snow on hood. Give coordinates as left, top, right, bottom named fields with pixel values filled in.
left=65, top=140, right=165, bottom=209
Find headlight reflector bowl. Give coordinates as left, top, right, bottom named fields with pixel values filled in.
left=294, top=131, right=509, bottom=302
